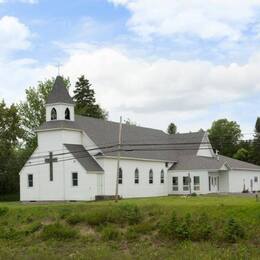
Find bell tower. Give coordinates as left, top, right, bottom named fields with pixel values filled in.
left=45, top=76, right=75, bottom=122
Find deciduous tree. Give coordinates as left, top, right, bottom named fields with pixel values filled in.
left=208, top=119, right=242, bottom=157
left=0, top=101, right=23, bottom=195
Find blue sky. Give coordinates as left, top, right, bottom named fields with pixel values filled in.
left=0, top=0, right=260, bottom=135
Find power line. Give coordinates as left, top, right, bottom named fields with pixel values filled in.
left=26, top=131, right=257, bottom=157
left=27, top=137, right=260, bottom=163
left=24, top=146, right=222, bottom=168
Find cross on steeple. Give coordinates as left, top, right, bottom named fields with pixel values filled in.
left=56, top=63, right=62, bottom=76
left=45, top=152, right=58, bottom=181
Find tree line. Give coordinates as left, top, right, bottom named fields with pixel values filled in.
left=0, top=75, right=259, bottom=196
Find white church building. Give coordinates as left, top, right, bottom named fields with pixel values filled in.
left=20, top=76, right=260, bottom=201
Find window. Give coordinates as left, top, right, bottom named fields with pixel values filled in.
left=183, top=176, right=189, bottom=191
left=160, top=170, right=164, bottom=184
left=28, top=174, right=33, bottom=187
left=134, top=168, right=139, bottom=184
left=65, top=108, right=70, bottom=120
left=254, top=176, right=258, bottom=183
left=72, top=172, right=78, bottom=186
left=51, top=108, right=57, bottom=120
left=118, top=168, right=123, bottom=184
left=149, top=169, right=153, bottom=184
left=209, top=176, right=211, bottom=191
left=194, top=176, right=200, bottom=191
left=172, top=176, right=178, bottom=191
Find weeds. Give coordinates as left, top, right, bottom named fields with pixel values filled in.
left=41, top=223, right=79, bottom=241
left=0, top=207, right=8, bottom=217
left=101, top=225, right=120, bottom=241
left=223, top=217, right=245, bottom=243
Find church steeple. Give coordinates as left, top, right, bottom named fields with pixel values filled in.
left=46, top=76, right=74, bottom=105
left=45, top=76, right=75, bottom=122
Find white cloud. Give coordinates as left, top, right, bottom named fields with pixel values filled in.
left=0, top=16, right=32, bottom=54
left=57, top=45, right=260, bottom=113
left=108, top=0, right=260, bottom=41
left=2, top=44, right=260, bottom=132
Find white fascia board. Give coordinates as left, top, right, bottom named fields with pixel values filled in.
left=46, top=102, right=75, bottom=107
left=35, top=128, right=82, bottom=133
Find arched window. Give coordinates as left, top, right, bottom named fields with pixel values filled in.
left=65, top=108, right=70, bottom=120
left=149, top=169, right=153, bottom=184
left=134, top=168, right=139, bottom=184
left=118, top=168, right=123, bottom=184
left=160, top=170, right=164, bottom=184
left=51, top=108, right=57, bottom=120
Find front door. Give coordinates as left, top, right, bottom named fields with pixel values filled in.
left=209, top=176, right=219, bottom=192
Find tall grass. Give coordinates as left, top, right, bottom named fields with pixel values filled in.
left=0, top=196, right=259, bottom=259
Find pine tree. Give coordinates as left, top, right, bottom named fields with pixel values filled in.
left=167, top=123, right=177, bottom=134
left=73, top=75, right=108, bottom=119
left=255, top=117, right=260, bottom=134
left=251, top=117, right=260, bottom=165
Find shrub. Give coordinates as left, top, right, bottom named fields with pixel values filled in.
left=223, top=218, right=245, bottom=243
left=101, top=226, right=120, bottom=241
left=133, top=221, right=154, bottom=234
left=59, top=208, right=72, bottom=219
left=0, top=207, right=8, bottom=217
left=125, top=227, right=138, bottom=240
left=41, top=223, right=79, bottom=241
left=118, top=204, right=142, bottom=225
left=24, top=222, right=42, bottom=235
left=85, top=209, right=108, bottom=226
left=159, top=212, right=192, bottom=240
left=0, top=227, right=22, bottom=240
left=191, top=213, right=212, bottom=241
left=66, top=214, right=85, bottom=225
left=190, top=192, right=197, bottom=197
left=175, top=219, right=190, bottom=240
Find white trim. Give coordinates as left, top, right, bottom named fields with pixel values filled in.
left=46, top=102, right=75, bottom=107
left=168, top=169, right=220, bottom=172
left=230, top=168, right=260, bottom=172
left=87, top=171, right=104, bottom=174
left=35, top=127, right=84, bottom=132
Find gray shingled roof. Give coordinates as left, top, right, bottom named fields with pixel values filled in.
left=169, top=155, right=224, bottom=171
left=46, top=76, right=74, bottom=104
left=37, top=114, right=260, bottom=171
left=64, top=144, right=104, bottom=172
left=75, top=115, right=204, bottom=161
left=169, top=154, right=260, bottom=171
left=219, top=155, right=260, bottom=170
left=37, top=120, right=81, bottom=131
left=37, top=115, right=204, bottom=161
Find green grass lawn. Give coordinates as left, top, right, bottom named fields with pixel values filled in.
left=0, top=196, right=260, bottom=260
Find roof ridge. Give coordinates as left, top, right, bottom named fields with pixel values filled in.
left=75, top=114, right=166, bottom=134
left=219, top=155, right=260, bottom=169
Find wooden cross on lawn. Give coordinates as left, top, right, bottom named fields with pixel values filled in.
left=45, top=152, right=58, bottom=181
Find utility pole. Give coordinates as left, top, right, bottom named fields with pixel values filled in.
left=115, top=116, right=122, bottom=202
left=188, top=172, right=192, bottom=195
